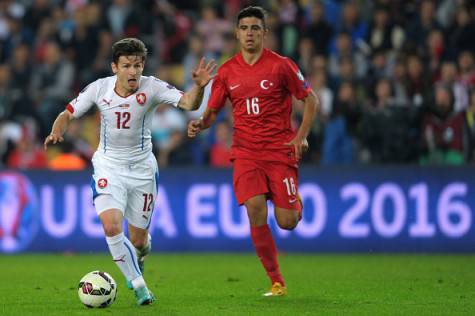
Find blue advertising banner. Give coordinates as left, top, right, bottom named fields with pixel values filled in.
left=0, top=167, right=474, bottom=253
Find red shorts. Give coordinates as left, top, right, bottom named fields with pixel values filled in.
left=233, top=159, right=302, bottom=211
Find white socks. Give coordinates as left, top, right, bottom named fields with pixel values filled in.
left=136, top=233, right=152, bottom=258
left=106, top=232, right=142, bottom=284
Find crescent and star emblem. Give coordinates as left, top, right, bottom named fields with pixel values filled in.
left=260, top=80, right=273, bottom=90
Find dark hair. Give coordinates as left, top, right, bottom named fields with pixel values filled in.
left=111, top=38, right=147, bottom=64
left=237, top=6, right=267, bottom=29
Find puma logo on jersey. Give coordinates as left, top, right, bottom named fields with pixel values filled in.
left=230, top=84, right=241, bottom=90
left=113, top=255, right=126, bottom=263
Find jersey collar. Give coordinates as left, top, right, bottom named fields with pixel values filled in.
left=113, top=75, right=141, bottom=98
left=237, top=48, right=268, bottom=68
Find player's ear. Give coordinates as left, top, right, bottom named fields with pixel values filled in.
left=263, top=25, right=269, bottom=36
left=111, top=62, right=117, bottom=74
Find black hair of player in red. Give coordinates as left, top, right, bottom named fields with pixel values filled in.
left=236, top=6, right=267, bottom=29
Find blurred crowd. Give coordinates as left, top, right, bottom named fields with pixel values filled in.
left=0, top=0, right=475, bottom=170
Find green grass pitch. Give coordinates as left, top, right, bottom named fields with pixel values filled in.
left=0, top=253, right=473, bottom=315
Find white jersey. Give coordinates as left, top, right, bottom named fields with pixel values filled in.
left=67, top=75, right=183, bottom=164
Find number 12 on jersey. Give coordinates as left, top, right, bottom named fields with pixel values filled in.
left=246, top=97, right=259, bottom=115
left=115, top=111, right=131, bottom=129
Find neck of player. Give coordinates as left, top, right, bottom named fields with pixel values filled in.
left=115, top=82, right=137, bottom=97
left=241, top=47, right=264, bottom=65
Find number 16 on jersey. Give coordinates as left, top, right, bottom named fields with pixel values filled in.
left=246, top=97, right=259, bottom=115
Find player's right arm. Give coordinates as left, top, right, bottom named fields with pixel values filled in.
left=44, top=81, right=98, bottom=150
left=187, top=107, right=219, bottom=137
left=43, top=110, right=75, bottom=150
left=187, top=68, right=228, bottom=138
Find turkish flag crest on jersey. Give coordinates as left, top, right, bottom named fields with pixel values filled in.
left=98, top=178, right=108, bottom=189
left=136, top=93, right=146, bottom=105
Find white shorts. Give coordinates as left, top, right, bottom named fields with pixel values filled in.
left=90, top=152, right=159, bottom=229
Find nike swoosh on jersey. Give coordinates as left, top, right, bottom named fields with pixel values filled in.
left=230, top=84, right=240, bottom=90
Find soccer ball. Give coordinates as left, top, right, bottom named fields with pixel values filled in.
left=77, top=271, right=117, bottom=308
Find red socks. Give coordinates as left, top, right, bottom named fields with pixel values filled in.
left=250, top=224, right=285, bottom=286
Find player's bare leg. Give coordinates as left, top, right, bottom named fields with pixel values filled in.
left=245, top=195, right=286, bottom=296
left=245, top=194, right=268, bottom=226
left=99, top=208, right=154, bottom=305
left=274, top=207, right=300, bottom=231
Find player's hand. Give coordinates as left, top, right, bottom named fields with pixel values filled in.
left=188, top=120, right=202, bottom=138
left=192, top=57, right=217, bottom=88
left=44, top=132, right=64, bottom=150
left=284, top=137, right=309, bottom=161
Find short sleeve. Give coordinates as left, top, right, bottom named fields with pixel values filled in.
left=281, top=58, right=312, bottom=100
left=208, top=71, right=228, bottom=111
left=150, top=77, right=184, bottom=107
left=67, top=81, right=98, bottom=118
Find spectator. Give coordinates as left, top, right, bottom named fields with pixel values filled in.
left=297, top=37, right=314, bottom=75
left=366, top=4, right=405, bottom=52
left=48, top=140, right=87, bottom=170
left=458, top=50, right=475, bottom=88
left=157, top=129, right=193, bottom=167
left=30, top=41, right=75, bottom=134
left=0, top=64, right=13, bottom=120
left=390, top=57, right=410, bottom=106
left=405, top=54, right=432, bottom=107
left=1, top=13, right=34, bottom=62
left=437, top=61, right=468, bottom=112
left=22, top=0, right=51, bottom=34
left=304, top=1, right=333, bottom=56
left=420, top=84, right=465, bottom=165
left=106, top=0, right=140, bottom=38
left=406, top=0, right=442, bottom=50
left=446, top=4, right=475, bottom=60
left=424, top=28, right=445, bottom=79
left=321, top=82, right=360, bottom=164
left=196, top=6, right=232, bottom=56
left=209, top=120, right=232, bottom=168
left=6, top=119, right=48, bottom=169
left=151, top=105, right=187, bottom=153
left=463, top=88, right=475, bottom=163
left=155, top=1, right=193, bottom=63
left=333, top=1, right=368, bottom=51
left=68, top=4, right=103, bottom=86
left=328, top=32, right=368, bottom=82
left=360, top=78, right=420, bottom=163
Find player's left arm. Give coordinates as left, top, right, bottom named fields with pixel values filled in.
left=282, top=58, right=320, bottom=160
left=178, top=58, right=217, bottom=111
left=289, top=91, right=320, bottom=160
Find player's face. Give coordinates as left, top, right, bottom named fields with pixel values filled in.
left=236, top=17, right=266, bottom=53
left=111, top=55, right=144, bottom=94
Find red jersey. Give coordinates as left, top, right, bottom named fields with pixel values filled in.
left=208, top=49, right=311, bottom=165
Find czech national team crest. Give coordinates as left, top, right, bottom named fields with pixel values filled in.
left=136, top=93, right=146, bottom=105
left=98, top=178, right=108, bottom=189
left=0, top=172, right=39, bottom=253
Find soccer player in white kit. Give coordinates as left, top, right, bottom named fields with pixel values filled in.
left=44, top=38, right=216, bottom=305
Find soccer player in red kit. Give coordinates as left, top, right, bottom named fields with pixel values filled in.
left=188, top=6, right=319, bottom=296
